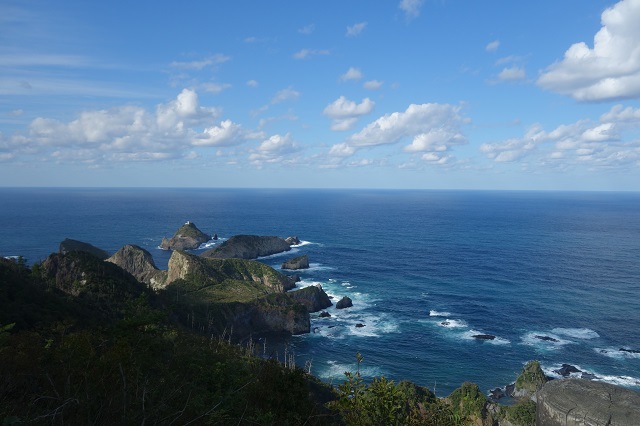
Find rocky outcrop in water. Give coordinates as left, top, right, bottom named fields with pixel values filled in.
left=287, top=285, right=332, bottom=312
left=536, top=379, right=640, bottom=426
left=282, top=255, right=310, bottom=270
left=160, top=222, right=211, bottom=250
left=512, top=360, right=548, bottom=398
left=59, top=238, right=110, bottom=260
left=201, top=235, right=292, bottom=259
left=106, top=245, right=168, bottom=290
left=336, top=296, right=353, bottom=309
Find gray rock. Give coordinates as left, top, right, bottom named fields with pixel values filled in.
left=201, top=235, right=291, bottom=259
left=285, top=236, right=301, bottom=245
left=281, top=255, right=310, bottom=270
left=472, top=334, right=496, bottom=340
left=287, top=284, right=332, bottom=312
left=336, top=296, right=353, bottom=309
left=537, top=379, right=640, bottom=426
left=106, top=245, right=167, bottom=290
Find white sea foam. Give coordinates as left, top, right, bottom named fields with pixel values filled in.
left=551, top=328, right=600, bottom=340
left=429, top=310, right=452, bottom=317
left=437, top=319, right=467, bottom=328
left=595, top=347, right=640, bottom=360
left=290, top=240, right=315, bottom=248
left=521, top=331, right=573, bottom=350
left=542, top=363, right=640, bottom=389
left=318, top=360, right=384, bottom=380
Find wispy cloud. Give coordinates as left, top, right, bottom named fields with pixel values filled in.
left=346, top=22, right=367, bottom=37
left=399, top=0, right=425, bottom=20
left=485, top=40, right=500, bottom=53
left=293, top=48, right=330, bottom=59
left=340, top=67, right=363, bottom=82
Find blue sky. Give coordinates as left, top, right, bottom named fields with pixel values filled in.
left=2, top=0, right=640, bottom=190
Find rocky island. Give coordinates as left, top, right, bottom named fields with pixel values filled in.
left=201, top=234, right=295, bottom=259
left=160, top=221, right=211, bottom=250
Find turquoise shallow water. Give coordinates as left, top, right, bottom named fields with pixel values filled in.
left=2, top=188, right=639, bottom=395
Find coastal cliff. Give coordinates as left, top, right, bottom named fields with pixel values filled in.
left=106, top=244, right=168, bottom=290
left=201, top=234, right=292, bottom=259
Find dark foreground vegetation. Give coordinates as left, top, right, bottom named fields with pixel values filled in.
left=1, top=254, right=537, bottom=425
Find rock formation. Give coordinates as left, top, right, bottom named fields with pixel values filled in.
left=106, top=244, right=168, bottom=290
left=59, top=238, right=110, bottom=260
left=536, top=379, right=640, bottom=425
left=160, top=222, right=211, bottom=250
left=201, top=235, right=292, bottom=259
left=285, top=236, right=301, bottom=245
left=512, top=360, right=548, bottom=398
left=287, top=285, right=332, bottom=312
left=336, top=296, right=353, bottom=309
left=472, top=334, right=496, bottom=340
left=281, top=255, right=310, bottom=270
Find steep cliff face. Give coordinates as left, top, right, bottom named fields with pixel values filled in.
left=287, top=285, right=332, bottom=312
left=201, top=235, right=291, bottom=259
left=537, top=379, right=640, bottom=426
left=281, top=255, right=310, bottom=270
left=167, top=250, right=294, bottom=292
left=163, top=250, right=308, bottom=337
left=512, top=360, right=548, bottom=398
left=106, top=245, right=168, bottom=290
left=160, top=222, right=211, bottom=250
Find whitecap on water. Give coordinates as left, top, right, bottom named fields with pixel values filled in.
left=542, top=363, right=640, bottom=389
left=461, top=329, right=510, bottom=345
left=521, top=331, right=573, bottom=350
left=429, top=310, right=453, bottom=317
left=595, top=347, right=640, bottom=360
left=551, top=328, right=600, bottom=340
left=318, top=360, right=384, bottom=380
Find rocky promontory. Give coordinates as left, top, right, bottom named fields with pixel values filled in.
left=201, top=235, right=293, bottom=259
left=160, top=222, right=211, bottom=250
left=106, top=244, right=168, bottom=290
left=281, top=255, right=310, bottom=270
left=336, top=296, right=353, bottom=309
left=287, top=284, right=332, bottom=312
left=59, top=238, right=110, bottom=260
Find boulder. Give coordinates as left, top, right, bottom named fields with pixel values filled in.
left=281, top=255, right=310, bottom=270
left=285, top=236, right=301, bottom=245
left=106, top=245, right=168, bottom=290
left=554, top=364, right=581, bottom=377
left=537, top=379, right=640, bottom=426
left=472, top=334, right=496, bottom=340
left=319, top=311, right=331, bottom=318
left=201, top=235, right=291, bottom=259
left=355, top=323, right=365, bottom=328
left=59, top=238, right=110, bottom=260
left=160, top=222, right=211, bottom=250
left=336, top=296, right=353, bottom=309
left=287, top=285, right=332, bottom=313
left=535, top=335, right=560, bottom=343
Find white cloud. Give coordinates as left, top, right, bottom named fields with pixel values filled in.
left=329, top=103, right=468, bottom=157
left=169, top=54, right=230, bottom=70
left=481, top=104, right=640, bottom=169
left=486, top=40, right=500, bottom=53
left=4, top=89, right=267, bottom=164
left=293, top=48, right=330, bottom=59
left=346, top=22, right=367, bottom=37
left=537, top=0, right=640, bottom=101
left=340, top=67, right=363, bottom=82
left=246, top=80, right=259, bottom=87
left=399, top=0, right=425, bottom=20
left=498, top=66, right=526, bottom=81
left=323, top=96, right=375, bottom=131
left=271, top=86, right=300, bottom=104
left=249, top=133, right=300, bottom=165
left=299, top=24, right=315, bottom=35
left=201, top=82, right=232, bottom=94
left=363, top=80, right=383, bottom=90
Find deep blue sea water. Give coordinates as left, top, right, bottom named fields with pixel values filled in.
left=2, top=188, right=639, bottom=396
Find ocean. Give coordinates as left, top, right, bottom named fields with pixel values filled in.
left=2, top=187, right=639, bottom=396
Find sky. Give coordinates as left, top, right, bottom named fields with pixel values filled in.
left=2, top=0, right=640, bottom=190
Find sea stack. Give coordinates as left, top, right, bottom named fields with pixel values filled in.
left=160, top=221, right=211, bottom=250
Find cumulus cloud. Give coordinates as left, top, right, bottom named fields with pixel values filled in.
left=486, top=40, right=500, bottom=52
left=346, top=22, right=367, bottom=37
left=480, top=104, right=640, bottom=169
left=399, top=0, right=425, bottom=19
left=329, top=103, right=468, bottom=158
left=498, top=65, right=526, bottom=81
left=340, top=67, right=363, bottom=82
left=4, top=89, right=265, bottom=164
left=537, top=0, right=640, bottom=101
left=323, top=96, right=375, bottom=131
left=364, top=80, right=383, bottom=90
left=249, top=133, right=300, bottom=165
